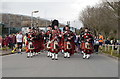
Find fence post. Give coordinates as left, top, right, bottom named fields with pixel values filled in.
left=117, top=45, right=120, bottom=55
left=108, top=45, right=110, bottom=51
left=112, top=45, right=114, bottom=51
left=105, top=44, right=107, bottom=51
left=111, top=45, right=114, bottom=56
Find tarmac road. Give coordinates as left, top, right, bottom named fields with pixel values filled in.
left=2, top=52, right=118, bottom=77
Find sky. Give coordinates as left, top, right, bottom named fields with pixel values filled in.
left=1, top=0, right=101, bottom=29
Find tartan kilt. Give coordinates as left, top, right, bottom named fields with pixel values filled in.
left=63, top=41, right=72, bottom=53
left=50, top=40, right=60, bottom=53
left=81, top=42, right=93, bottom=54
left=33, top=40, right=44, bottom=52
left=26, top=41, right=34, bottom=53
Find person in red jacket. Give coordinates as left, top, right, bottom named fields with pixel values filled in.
left=3, top=35, right=10, bottom=51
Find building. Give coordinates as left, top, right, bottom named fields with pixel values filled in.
left=1, top=13, right=66, bottom=36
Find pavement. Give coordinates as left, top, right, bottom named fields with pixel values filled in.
left=2, top=52, right=118, bottom=77
left=0, top=49, right=15, bottom=56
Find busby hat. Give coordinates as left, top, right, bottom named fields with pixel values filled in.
left=51, top=19, right=59, bottom=29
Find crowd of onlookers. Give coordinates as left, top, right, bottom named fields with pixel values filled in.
left=0, top=32, right=24, bottom=52
left=0, top=34, right=17, bottom=50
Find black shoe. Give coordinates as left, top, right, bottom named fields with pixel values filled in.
left=27, top=56, right=30, bottom=58
left=83, top=57, right=85, bottom=59
left=47, top=56, right=50, bottom=57
left=55, top=59, right=58, bottom=60
left=33, top=55, right=35, bottom=56
left=68, top=57, right=70, bottom=58
left=52, top=58, right=54, bottom=60
left=64, top=57, right=67, bottom=58
left=87, top=57, right=90, bottom=59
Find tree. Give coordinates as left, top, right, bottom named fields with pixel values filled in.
left=79, top=1, right=118, bottom=39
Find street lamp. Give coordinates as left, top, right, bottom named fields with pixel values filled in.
left=31, top=11, right=39, bottom=27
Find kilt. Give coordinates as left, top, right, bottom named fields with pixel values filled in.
left=81, top=42, right=93, bottom=54
left=50, top=40, right=60, bottom=53
left=26, top=41, right=34, bottom=53
left=63, top=41, right=72, bottom=53
left=33, top=39, right=44, bottom=52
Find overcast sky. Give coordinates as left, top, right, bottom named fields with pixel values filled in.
left=1, top=0, right=101, bottom=29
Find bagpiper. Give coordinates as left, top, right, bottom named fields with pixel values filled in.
left=45, top=25, right=53, bottom=57
left=26, top=28, right=35, bottom=58
left=63, top=25, right=75, bottom=58
left=32, top=29, right=43, bottom=56
left=80, top=28, right=94, bottom=59
left=49, top=20, right=61, bottom=60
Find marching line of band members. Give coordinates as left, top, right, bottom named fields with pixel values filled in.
left=24, top=25, right=94, bottom=60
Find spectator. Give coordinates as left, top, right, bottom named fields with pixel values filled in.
left=0, top=35, right=2, bottom=48
left=3, top=35, right=10, bottom=51
left=112, top=39, right=118, bottom=50
left=117, top=40, right=120, bottom=45
left=94, top=36, right=99, bottom=54
left=112, top=39, right=117, bottom=45
left=11, top=34, right=16, bottom=50
left=16, top=32, right=23, bottom=54
left=99, top=33, right=104, bottom=49
left=75, top=35, right=80, bottom=52
left=105, top=38, right=111, bottom=45
left=8, top=34, right=13, bottom=49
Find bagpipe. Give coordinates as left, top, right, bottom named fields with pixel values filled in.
left=45, top=31, right=66, bottom=50
left=45, top=36, right=58, bottom=49
left=46, top=37, right=56, bottom=49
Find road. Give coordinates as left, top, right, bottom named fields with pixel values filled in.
left=2, top=52, right=118, bottom=77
